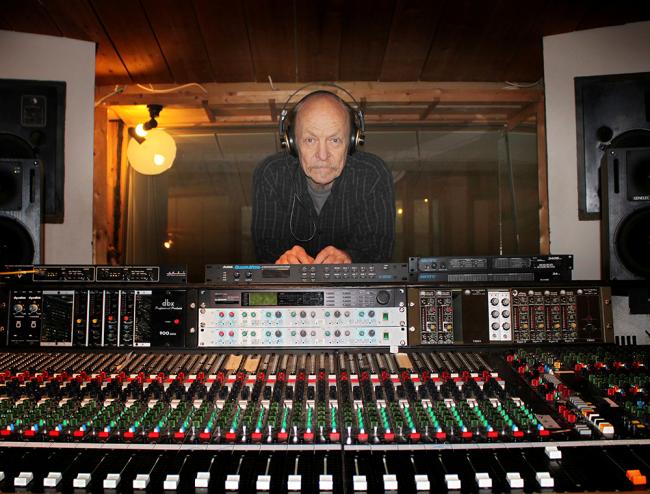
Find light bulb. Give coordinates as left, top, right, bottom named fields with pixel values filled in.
left=127, top=128, right=177, bottom=175
left=135, top=123, right=148, bottom=137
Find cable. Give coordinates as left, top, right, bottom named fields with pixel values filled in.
left=503, top=79, right=544, bottom=89
left=0, top=269, right=39, bottom=276
left=94, top=85, right=126, bottom=107
left=135, top=83, right=208, bottom=94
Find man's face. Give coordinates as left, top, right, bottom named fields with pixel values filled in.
left=294, top=95, right=350, bottom=188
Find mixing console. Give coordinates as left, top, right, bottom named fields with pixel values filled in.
left=0, top=271, right=648, bottom=492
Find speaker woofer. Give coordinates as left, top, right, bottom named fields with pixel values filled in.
left=615, top=206, right=650, bottom=278
left=0, top=216, right=35, bottom=265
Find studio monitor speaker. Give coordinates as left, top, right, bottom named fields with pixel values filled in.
left=0, top=158, right=41, bottom=265
left=601, top=146, right=650, bottom=280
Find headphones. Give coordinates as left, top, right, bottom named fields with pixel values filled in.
left=279, top=82, right=366, bottom=157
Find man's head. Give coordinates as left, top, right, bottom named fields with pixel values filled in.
left=294, top=92, right=352, bottom=189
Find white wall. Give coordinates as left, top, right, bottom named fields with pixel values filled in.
left=0, top=30, right=95, bottom=263
left=543, top=21, right=650, bottom=279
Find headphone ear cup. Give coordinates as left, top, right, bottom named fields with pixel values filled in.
left=287, top=124, right=297, bottom=157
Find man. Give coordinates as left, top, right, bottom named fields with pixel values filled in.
left=252, top=90, right=395, bottom=264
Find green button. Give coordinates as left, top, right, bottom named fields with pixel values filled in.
left=251, top=331, right=256, bottom=336
left=359, top=330, right=365, bottom=336
left=242, top=331, right=247, bottom=336
left=266, top=312, right=271, bottom=318
left=291, top=311, right=296, bottom=317
left=266, top=331, right=271, bottom=337
left=383, top=313, right=389, bottom=321
left=251, top=312, right=256, bottom=317
left=325, top=331, right=331, bottom=337
left=291, top=331, right=296, bottom=336
left=242, top=312, right=247, bottom=317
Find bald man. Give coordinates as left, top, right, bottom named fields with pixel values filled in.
left=252, top=91, right=395, bottom=264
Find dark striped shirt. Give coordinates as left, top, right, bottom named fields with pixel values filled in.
left=252, top=151, right=395, bottom=263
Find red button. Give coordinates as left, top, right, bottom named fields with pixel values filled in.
left=219, top=312, right=224, bottom=318
left=123, top=316, right=129, bottom=322
left=173, top=319, right=180, bottom=325
left=229, top=312, right=235, bottom=317
left=228, top=331, right=234, bottom=337
left=108, top=315, right=113, bottom=321
left=218, top=331, right=224, bottom=337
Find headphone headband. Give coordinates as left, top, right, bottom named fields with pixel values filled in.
left=279, top=82, right=366, bottom=157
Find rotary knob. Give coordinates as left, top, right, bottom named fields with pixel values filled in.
left=376, top=290, right=390, bottom=305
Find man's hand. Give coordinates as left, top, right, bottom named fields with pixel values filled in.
left=314, top=246, right=352, bottom=264
left=275, top=245, right=315, bottom=264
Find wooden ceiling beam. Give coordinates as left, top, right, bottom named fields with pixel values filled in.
left=505, top=101, right=538, bottom=130
left=96, top=82, right=542, bottom=108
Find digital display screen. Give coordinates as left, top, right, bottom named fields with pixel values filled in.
left=242, top=292, right=324, bottom=306
left=262, top=267, right=291, bottom=278
left=247, top=292, right=278, bottom=306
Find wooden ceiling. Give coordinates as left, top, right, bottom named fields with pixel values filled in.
left=1, top=0, right=649, bottom=85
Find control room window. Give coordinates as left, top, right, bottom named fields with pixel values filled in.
left=117, top=124, right=540, bottom=282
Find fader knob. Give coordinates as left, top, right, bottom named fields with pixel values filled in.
left=376, top=290, right=390, bottom=305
